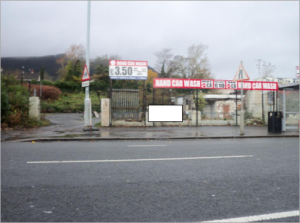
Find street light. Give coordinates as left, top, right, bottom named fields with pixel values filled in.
left=21, top=66, right=25, bottom=86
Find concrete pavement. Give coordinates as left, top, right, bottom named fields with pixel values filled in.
left=1, top=113, right=299, bottom=142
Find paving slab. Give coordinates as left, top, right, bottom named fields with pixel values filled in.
left=1, top=113, right=298, bottom=142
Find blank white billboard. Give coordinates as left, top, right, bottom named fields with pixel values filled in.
left=148, top=105, right=183, bottom=122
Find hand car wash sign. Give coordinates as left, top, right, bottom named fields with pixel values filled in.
left=109, top=60, right=148, bottom=80
left=153, top=78, right=278, bottom=91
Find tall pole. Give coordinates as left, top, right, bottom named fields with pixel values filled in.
left=143, top=80, right=146, bottom=126
left=196, top=89, right=199, bottom=126
left=236, top=90, right=237, bottom=126
left=240, top=81, right=244, bottom=135
left=84, top=1, right=92, bottom=127
left=109, top=79, right=112, bottom=127
left=239, top=61, right=244, bottom=135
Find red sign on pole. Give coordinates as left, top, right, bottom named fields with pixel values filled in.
left=81, top=65, right=90, bottom=82
left=153, top=78, right=278, bottom=91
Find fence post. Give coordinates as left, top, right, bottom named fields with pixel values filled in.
left=153, top=87, right=155, bottom=127
left=143, top=81, right=146, bottom=126
left=236, top=89, right=238, bottom=126
left=262, top=90, right=265, bottom=122
left=273, top=91, right=275, bottom=112
left=109, top=79, right=112, bottom=127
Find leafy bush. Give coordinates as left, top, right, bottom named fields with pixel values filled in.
left=41, top=85, right=62, bottom=100
left=1, top=81, right=10, bottom=118
left=22, top=83, right=62, bottom=100
left=42, top=80, right=55, bottom=86
left=31, top=79, right=39, bottom=85
left=54, top=80, right=81, bottom=92
left=31, top=79, right=55, bottom=86
left=90, top=81, right=109, bottom=92
left=1, top=75, right=33, bottom=127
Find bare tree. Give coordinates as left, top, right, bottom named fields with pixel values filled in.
left=65, top=44, right=86, bottom=62
left=90, top=54, right=121, bottom=77
left=55, top=55, right=67, bottom=79
left=92, top=54, right=122, bottom=67
left=154, top=48, right=173, bottom=73
left=261, top=61, right=276, bottom=78
left=169, top=44, right=212, bottom=79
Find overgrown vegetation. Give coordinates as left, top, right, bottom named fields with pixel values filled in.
left=1, top=75, right=50, bottom=129
left=23, top=82, right=62, bottom=100
left=41, top=91, right=102, bottom=113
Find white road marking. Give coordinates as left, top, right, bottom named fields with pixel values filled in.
left=201, top=210, right=299, bottom=222
left=127, top=145, right=167, bottom=147
left=27, top=155, right=253, bottom=164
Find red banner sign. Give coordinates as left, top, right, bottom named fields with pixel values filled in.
left=153, top=78, right=278, bottom=91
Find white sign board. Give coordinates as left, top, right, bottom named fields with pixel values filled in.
left=82, top=81, right=90, bottom=87
left=109, top=60, right=148, bottom=80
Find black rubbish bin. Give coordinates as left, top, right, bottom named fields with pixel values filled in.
left=268, top=111, right=282, bottom=133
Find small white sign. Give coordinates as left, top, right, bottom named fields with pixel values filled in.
left=82, top=81, right=90, bottom=87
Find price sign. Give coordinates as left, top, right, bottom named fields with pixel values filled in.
left=214, top=80, right=225, bottom=89
left=226, top=81, right=237, bottom=89
left=201, top=80, right=213, bottom=89
left=109, top=60, right=148, bottom=80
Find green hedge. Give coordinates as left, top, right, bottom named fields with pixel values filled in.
left=31, top=80, right=110, bottom=93
left=54, top=81, right=81, bottom=92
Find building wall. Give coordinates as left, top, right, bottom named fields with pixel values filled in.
left=175, top=94, right=196, bottom=116
left=245, top=90, right=275, bottom=122
left=203, top=99, right=241, bottom=120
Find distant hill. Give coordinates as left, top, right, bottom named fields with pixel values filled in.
left=1, top=54, right=158, bottom=81
left=1, top=54, right=65, bottom=81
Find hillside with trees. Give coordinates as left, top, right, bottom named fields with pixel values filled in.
left=1, top=54, right=64, bottom=81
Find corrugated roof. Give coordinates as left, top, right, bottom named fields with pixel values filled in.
left=278, top=83, right=299, bottom=90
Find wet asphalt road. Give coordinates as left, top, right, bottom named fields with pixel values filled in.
left=1, top=138, right=299, bottom=222
left=1, top=113, right=298, bottom=142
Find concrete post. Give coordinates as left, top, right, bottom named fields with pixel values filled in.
left=240, top=81, right=244, bottom=135
left=101, top=98, right=111, bottom=127
left=29, top=96, right=40, bottom=121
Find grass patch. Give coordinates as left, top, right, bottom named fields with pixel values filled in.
left=94, top=122, right=101, bottom=127
left=1, top=115, right=50, bottom=130
left=41, top=91, right=103, bottom=113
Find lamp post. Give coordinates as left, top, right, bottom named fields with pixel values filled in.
left=84, top=0, right=92, bottom=128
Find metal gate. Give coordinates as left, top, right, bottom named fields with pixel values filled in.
left=112, top=89, right=140, bottom=120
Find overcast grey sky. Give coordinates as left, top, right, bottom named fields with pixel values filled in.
left=1, top=1, right=299, bottom=80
